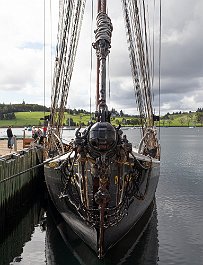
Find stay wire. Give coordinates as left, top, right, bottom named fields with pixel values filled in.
left=108, top=55, right=111, bottom=107
left=152, top=0, right=156, bottom=90
left=158, top=0, right=162, bottom=138
left=43, top=0, right=46, bottom=122
left=106, top=5, right=111, bottom=108
left=89, top=0, right=94, bottom=120
left=50, top=0, right=53, bottom=91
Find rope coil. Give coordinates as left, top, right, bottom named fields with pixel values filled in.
left=94, top=12, right=113, bottom=46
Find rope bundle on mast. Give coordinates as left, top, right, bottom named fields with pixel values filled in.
left=94, top=12, right=113, bottom=53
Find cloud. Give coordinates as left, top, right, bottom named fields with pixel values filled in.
left=0, top=0, right=202, bottom=115
left=0, top=0, right=58, bottom=105
left=155, top=0, right=203, bottom=113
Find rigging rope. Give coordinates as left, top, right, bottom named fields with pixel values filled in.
left=151, top=0, right=156, bottom=91
left=121, top=0, right=145, bottom=131
left=49, top=0, right=53, bottom=93
left=106, top=5, right=111, bottom=108
left=48, top=0, right=160, bottom=150
left=121, top=0, right=155, bottom=132
left=158, top=0, right=162, bottom=134
left=49, top=0, right=87, bottom=137
left=89, top=0, right=94, bottom=121
left=51, top=0, right=75, bottom=126
left=107, top=55, right=111, bottom=106
left=43, top=0, right=46, bottom=121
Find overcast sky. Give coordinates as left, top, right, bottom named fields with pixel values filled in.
left=0, top=0, right=202, bottom=115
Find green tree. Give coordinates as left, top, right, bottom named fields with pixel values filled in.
left=120, top=110, right=124, bottom=117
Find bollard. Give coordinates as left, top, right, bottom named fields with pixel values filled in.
left=13, top=136, right=17, bottom=151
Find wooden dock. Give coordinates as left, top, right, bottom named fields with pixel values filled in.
left=0, top=139, right=23, bottom=157
left=0, top=140, right=44, bottom=213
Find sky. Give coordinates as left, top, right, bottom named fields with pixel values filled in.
left=0, top=0, right=202, bottom=115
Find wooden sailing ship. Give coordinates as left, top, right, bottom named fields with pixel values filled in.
left=44, top=0, right=161, bottom=258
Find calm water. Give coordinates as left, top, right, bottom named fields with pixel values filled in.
left=0, top=128, right=32, bottom=138
left=1, top=127, right=203, bottom=265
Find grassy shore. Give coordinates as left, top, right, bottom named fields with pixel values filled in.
left=0, top=112, right=50, bottom=127
left=0, top=111, right=202, bottom=127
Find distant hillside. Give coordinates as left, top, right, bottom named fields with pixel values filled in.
left=159, top=111, right=203, bottom=127
left=0, top=104, right=203, bottom=127
left=0, top=103, right=50, bottom=114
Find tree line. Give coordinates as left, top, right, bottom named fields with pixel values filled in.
left=0, top=103, right=126, bottom=121
left=0, top=103, right=50, bottom=120
left=0, top=103, right=49, bottom=114
left=196, top=108, right=203, bottom=112
left=1, top=102, right=203, bottom=122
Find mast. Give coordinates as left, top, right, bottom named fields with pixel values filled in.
left=93, top=0, right=113, bottom=122
left=96, top=0, right=101, bottom=108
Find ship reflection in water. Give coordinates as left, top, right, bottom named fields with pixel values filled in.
left=0, top=198, right=46, bottom=265
left=0, top=195, right=159, bottom=265
left=45, top=199, right=159, bottom=265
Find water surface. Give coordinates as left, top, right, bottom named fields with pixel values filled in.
left=1, top=127, right=203, bottom=265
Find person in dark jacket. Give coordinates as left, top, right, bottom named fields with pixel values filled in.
left=7, top=126, right=13, bottom=148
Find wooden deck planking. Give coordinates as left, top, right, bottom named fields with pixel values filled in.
left=0, top=139, right=23, bottom=157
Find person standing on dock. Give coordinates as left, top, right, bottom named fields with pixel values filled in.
left=43, top=126, right=47, bottom=136
left=7, top=126, right=13, bottom=149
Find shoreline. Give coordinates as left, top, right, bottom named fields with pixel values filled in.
left=0, top=125, right=203, bottom=129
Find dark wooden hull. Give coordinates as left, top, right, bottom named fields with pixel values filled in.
left=44, top=152, right=160, bottom=257
left=45, top=197, right=159, bottom=265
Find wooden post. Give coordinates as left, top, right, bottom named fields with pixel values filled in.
left=13, top=136, right=17, bottom=151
